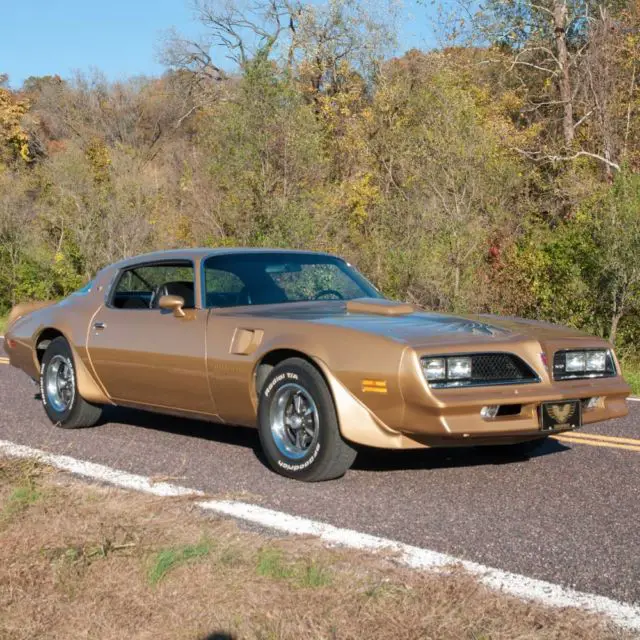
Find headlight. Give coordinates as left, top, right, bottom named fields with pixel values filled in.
left=422, top=356, right=471, bottom=382
left=586, top=351, right=607, bottom=371
left=565, top=352, right=587, bottom=372
left=553, top=349, right=614, bottom=380
left=448, top=356, right=472, bottom=379
left=422, top=358, right=446, bottom=381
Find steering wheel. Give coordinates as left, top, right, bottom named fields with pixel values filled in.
left=314, top=289, right=344, bottom=300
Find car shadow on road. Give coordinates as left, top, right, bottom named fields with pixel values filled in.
left=351, top=437, right=570, bottom=472
left=99, top=405, right=263, bottom=452
left=96, top=404, right=569, bottom=474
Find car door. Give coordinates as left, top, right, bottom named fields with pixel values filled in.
left=86, top=260, right=216, bottom=415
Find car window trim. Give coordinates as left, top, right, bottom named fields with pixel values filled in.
left=106, top=259, right=197, bottom=311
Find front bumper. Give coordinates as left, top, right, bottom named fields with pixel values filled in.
left=401, top=375, right=630, bottom=442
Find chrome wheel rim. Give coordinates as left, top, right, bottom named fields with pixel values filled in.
left=269, top=383, right=319, bottom=459
left=44, top=354, right=75, bottom=413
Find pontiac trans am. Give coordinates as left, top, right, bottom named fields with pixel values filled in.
left=4, top=248, right=630, bottom=481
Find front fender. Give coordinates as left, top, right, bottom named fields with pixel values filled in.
left=311, top=356, right=426, bottom=450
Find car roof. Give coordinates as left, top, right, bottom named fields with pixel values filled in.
left=108, top=247, right=339, bottom=271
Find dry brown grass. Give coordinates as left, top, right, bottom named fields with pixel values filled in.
left=0, top=457, right=631, bottom=640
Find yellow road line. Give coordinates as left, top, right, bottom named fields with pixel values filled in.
left=552, top=434, right=640, bottom=453
left=558, top=431, right=640, bottom=446
left=0, top=357, right=9, bottom=365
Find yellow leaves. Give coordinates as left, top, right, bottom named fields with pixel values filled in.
left=0, top=87, right=30, bottom=163
left=176, top=215, right=192, bottom=243
left=85, top=138, right=111, bottom=184
left=19, top=143, right=30, bottom=162
left=361, top=107, right=374, bottom=123
left=346, top=174, right=381, bottom=226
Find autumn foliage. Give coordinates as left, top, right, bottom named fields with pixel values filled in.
left=2, top=0, right=640, bottom=358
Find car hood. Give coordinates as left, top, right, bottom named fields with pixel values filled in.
left=225, top=298, right=595, bottom=347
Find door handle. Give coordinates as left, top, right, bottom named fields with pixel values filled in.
left=93, top=322, right=106, bottom=330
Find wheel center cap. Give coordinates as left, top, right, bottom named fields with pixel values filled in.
left=291, top=415, right=303, bottom=428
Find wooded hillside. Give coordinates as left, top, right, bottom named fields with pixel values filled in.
left=2, top=0, right=640, bottom=358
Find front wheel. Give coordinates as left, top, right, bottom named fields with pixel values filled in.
left=258, top=358, right=357, bottom=481
left=40, top=337, right=102, bottom=428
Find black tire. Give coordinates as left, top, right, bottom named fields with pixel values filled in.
left=40, top=337, right=102, bottom=428
left=258, top=358, right=357, bottom=481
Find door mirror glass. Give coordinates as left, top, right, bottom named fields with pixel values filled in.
left=158, top=294, right=185, bottom=317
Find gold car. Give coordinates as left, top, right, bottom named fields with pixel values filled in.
left=4, top=248, right=630, bottom=481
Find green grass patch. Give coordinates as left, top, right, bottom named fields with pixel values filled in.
left=148, top=539, right=213, bottom=585
left=299, top=561, right=332, bottom=588
left=4, top=483, right=41, bottom=517
left=0, top=314, right=7, bottom=335
left=256, top=548, right=332, bottom=587
left=2, top=461, right=43, bottom=518
left=256, top=548, right=295, bottom=580
left=621, top=361, right=640, bottom=396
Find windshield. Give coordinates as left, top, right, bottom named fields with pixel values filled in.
left=203, top=253, right=381, bottom=308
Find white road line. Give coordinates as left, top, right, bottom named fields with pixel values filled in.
left=0, top=439, right=639, bottom=632
left=626, top=396, right=640, bottom=402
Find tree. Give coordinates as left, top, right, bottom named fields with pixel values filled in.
left=585, top=170, right=640, bottom=343
left=474, top=0, right=637, bottom=175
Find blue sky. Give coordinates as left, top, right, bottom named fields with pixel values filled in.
left=1, top=0, right=439, bottom=88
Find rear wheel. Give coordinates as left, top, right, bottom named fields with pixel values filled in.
left=258, top=358, right=357, bottom=481
left=40, top=337, right=102, bottom=428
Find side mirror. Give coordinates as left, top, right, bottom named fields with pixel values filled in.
left=158, top=294, right=186, bottom=318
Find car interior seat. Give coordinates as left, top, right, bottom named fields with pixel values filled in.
left=151, top=280, right=195, bottom=309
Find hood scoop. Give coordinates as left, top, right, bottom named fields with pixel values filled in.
left=346, top=298, right=416, bottom=316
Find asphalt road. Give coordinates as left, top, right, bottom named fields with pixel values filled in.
left=1, top=345, right=638, bottom=606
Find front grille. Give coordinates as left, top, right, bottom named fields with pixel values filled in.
left=469, top=354, right=535, bottom=382
left=428, top=352, right=539, bottom=388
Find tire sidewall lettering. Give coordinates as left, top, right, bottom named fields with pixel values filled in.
left=264, top=371, right=299, bottom=398
left=276, top=442, right=321, bottom=472
left=39, top=361, right=48, bottom=408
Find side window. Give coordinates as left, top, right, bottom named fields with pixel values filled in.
left=205, top=268, right=247, bottom=308
left=111, top=263, right=195, bottom=310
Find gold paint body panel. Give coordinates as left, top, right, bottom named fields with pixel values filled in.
left=4, top=248, right=630, bottom=450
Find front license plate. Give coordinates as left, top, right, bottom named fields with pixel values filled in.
left=540, top=400, right=582, bottom=431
